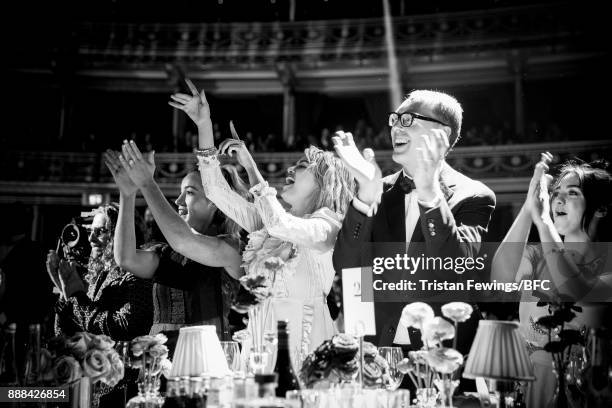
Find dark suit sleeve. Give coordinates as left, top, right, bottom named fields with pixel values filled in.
left=332, top=203, right=374, bottom=270
left=418, top=191, right=496, bottom=259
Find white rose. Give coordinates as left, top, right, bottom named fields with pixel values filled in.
left=441, top=302, right=473, bottom=323
left=400, top=302, right=435, bottom=330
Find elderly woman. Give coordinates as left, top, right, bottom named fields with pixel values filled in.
left=47, top=203, right=153, bottom=340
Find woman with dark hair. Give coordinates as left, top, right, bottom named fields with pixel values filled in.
left=492, top=154, right=612, bottom=407
left=47, top=203, right=153, bottom=340
left=104, top=147, right=249, bottom=339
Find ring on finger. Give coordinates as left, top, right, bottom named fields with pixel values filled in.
left=128, top=159, right=135, bottom=166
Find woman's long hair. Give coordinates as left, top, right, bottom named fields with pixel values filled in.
left=303, top=146, right=356, bottom=216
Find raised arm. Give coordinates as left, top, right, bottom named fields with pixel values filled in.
left=169, top=79, right=262, bottom=233
left=118, top=141, right=243, bottom=279
left=492, top=153, right=553, bottom=283
left=228, top=121, right=261, bottom=187
left=104, top=150, right=159, bottom=279
left=196, top=153, right=262, bottom=233
left=531, top=175, right=599, bottom=299
left=251, top=183, right=342, bottom=252
left=168, top=78, right=215, bottom=149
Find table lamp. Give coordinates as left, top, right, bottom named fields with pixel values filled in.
left=463, top=320, right=535, bottom=407
left=170, top=325, right=230, bottom=377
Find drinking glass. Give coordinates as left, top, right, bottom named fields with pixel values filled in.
left=378, top=346, right=404, bottom=390
left=388, top=389, right=411, bottom=408
left=248, top=349, right=269, bottom=374
left=286, top=390, right=321, bottom=408
left=115, top=340, right=131, bottom=367
left=220, top=341, right=241, bottom=373
left=263, top=330, right=278, bottom=371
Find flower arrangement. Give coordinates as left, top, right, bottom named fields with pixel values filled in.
left=233, top=229, right=298, bottom=312
left=42, top=332, right=124, bottom=387
left=128, top=334, right=172, bottom=379
left=397, top=302, right=472, bottom=406
left=299, top=334, right=393, bottom=389
left=123, top=334, right=172, bottom=407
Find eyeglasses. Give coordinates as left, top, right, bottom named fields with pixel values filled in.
left=388, top=111, right=448, bottom=128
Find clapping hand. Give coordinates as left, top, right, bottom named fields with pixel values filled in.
left=527, top=152, right=554, bottom=226
left=168, top=78, right=211, bottom=127
left=412, top=129, right=449, bottom=201
left=119, top=140, right=156, bottom=189
left=104, top=149, right=138, bottom=195
left=219, top=121, right=264, bottom=185
left=332, top=131, right=382, bottom=214
left=332, top=131, right=377, bottom=181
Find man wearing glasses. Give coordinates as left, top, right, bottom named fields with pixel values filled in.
left=332, top=90, right=495, bottom=352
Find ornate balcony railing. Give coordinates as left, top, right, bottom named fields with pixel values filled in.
left=45, top=2, right=586, bottom=69
left=1, top=141, right=609, bottom=191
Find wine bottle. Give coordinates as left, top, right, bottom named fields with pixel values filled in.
left=0, top=323, right=19, bottom=386
left=273, top=320, right=300, bottom=397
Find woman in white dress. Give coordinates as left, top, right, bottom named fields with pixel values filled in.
left=169, top=80, right=356, bottom=357
left=492, top=153, right=612, bottom=407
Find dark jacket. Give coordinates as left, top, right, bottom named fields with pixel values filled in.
left=333, top=162, right=496, bottom=352
left=55, top=266, right=153, bottom=341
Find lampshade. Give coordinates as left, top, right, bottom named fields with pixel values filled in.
left=170, top=325, right=230, bottom=377
left=463, top=320, right=535, bottom=381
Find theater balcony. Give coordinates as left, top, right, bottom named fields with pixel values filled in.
left=2, top=140, right=610, bottom=207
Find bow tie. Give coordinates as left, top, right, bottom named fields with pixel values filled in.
left=397, top=174, right=416, bottom=194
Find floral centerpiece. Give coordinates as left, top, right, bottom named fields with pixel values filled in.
left=37, top=332, right=125, bottom=408
left=299, top=334, right=392, bottom=389
left=232, top=229, right=298, bottom=357
left=43, top=332, right=124, bottom=387
left=124, top=334, right=172, bottom=407
left=397, top=302, right=472, bottom=407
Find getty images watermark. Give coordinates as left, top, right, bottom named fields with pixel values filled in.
left=353, top=242, right=612, bottom=303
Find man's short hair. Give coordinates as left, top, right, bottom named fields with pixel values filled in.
left=404, top=90, right=463, bottom=148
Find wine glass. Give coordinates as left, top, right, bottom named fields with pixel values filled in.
left=220, top=341, right=241, bottom=373
left=378, top=346, right=404, bottom=391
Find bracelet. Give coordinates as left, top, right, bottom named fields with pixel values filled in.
left=195, top=147, right=218, bottom=157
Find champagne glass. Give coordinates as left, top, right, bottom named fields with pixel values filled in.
left=378, top=346, right=404, bottom=391
left=220, top=341, right=241, bottom=373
